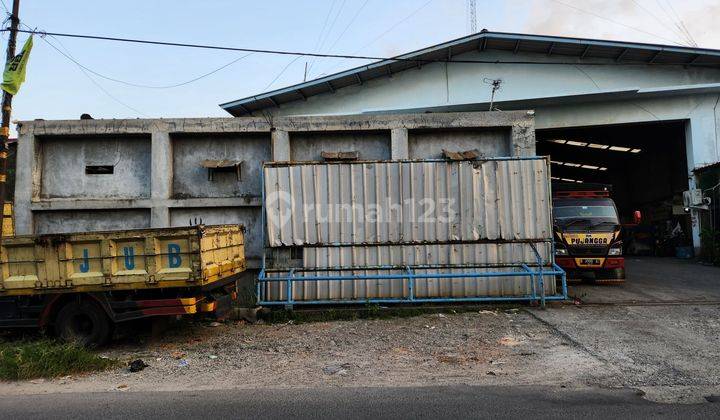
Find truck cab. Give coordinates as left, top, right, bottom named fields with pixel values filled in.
left=552, top=184, right=625, bottom=282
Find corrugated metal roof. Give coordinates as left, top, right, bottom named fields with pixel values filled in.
left=220, top=30, right=720, bottom=116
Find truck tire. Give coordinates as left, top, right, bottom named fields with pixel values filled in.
left=55, top=301, right=112, bottom=347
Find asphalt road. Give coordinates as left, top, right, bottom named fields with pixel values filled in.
left=0, top=385, right=717, bottom=419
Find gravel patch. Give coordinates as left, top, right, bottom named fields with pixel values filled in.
left=0, top=309, right=611, bottom=395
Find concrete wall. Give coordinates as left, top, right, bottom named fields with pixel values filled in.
left=408, top=128, right=510, bottom=158
left=290, top=131, right=390, bottom=161
left=15, top=112, right=535, bottom=266
left=172, top=133, right=270, bottom=198
left=34, top=209, right=150, bottom=234
left=170, top=207, right=262, bottom=260
left=39, top=135, right=151, bottom=199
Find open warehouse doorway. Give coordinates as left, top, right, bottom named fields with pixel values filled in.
left=537, top=121, right=692, bottom=258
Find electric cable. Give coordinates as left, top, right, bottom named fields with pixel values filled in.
left=311, top=0, right=370, bottom=78
left=318, top=0, right=434, bottom=75
left=548, top=0, right=687, bottom=46
left=628, top=0, right=688, bottom=44
left=263, top=55, right=303, bottom=91
left=663, top=0, right=696, bottom=47
left=41, top=33, right=148, bottom=116
left=307, top=0, right=339, bottom=73
left=4, top=28, right=710, bottom=68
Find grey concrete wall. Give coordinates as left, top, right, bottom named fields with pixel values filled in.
left=170, top=207, right=262, bottom=260
left=39, top=135, right=151, bottom=199
left=15, top=112, right=535, bottom=267
left=34, top=209, right=150, bottom=234
left=290, top=131, right=390, bottom=161
left=408, top=128, right=510, bottom=159
left=172, top=133, right=270, bottom=198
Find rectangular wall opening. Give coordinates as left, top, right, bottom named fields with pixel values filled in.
left=85, top=165, right=114, bottom=175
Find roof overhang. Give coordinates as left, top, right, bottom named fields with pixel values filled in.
left=220, top=31, right=720, bottom=117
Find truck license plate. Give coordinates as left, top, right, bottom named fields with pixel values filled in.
left=579, top=258, right=602, bottom=267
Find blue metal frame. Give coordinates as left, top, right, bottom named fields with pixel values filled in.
left=257, top=263, right=567, bottom=308
left=257, top=157, right=568, bottom=308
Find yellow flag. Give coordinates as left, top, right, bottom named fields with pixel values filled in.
left=1, top=35, right=33, bottom=95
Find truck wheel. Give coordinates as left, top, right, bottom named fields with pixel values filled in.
left=55, top=301, right=112, bottom=347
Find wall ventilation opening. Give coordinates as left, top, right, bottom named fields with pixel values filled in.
left=202, top=160, right=242, bottom=181
left=85, top=165, right=114, bottom=175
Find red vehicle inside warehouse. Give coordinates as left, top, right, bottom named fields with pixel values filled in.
left=552, top=184, right=633, bottom=283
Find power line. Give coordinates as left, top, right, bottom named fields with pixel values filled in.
left=663, top=0, right=696, bottom=47
left=654, top=0, right=693, bottom=46
left=263, top=55, right=303, bottom=91
left=41, top=35, right=148, bottom=117
left=314, top=0, right=347, bottom=59
left=316, top=0, right=435, bottom=75
left=628, top=0, right=688, bottom=43
left=3, top=28, right=711, bottom=68
left=307, top=0, right=347, bottom=75
left=313, top=0, right=371, bottom=78
left=548, top=0, right=687, bottom=46
left=306, top=0, right=339, bottom=74
left=12, top=16, right=255, bottom=89
left=44, top=38, right=253, bottom=89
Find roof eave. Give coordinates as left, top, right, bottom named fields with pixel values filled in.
left=220, top=31, right=720, bottom=115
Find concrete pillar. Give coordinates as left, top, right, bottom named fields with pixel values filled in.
left=510, top=124, right=535, bottom=157
left=13, top=131, right=36, bottom=234
left=150, top=130, right=172, bottom=228
left=151, top=207, right=170, bottom=229
left=390, top=128, right=409, bottom=159
left=271, top=129, right=290, bottom=161
left=684, top=119, right=703, bottom=252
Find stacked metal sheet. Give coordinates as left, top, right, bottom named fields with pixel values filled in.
left=261, top=157, right=559, bottom=303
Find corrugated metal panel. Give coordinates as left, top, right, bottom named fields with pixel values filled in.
left=263, top=242, right=555, bottom=301
left=264, top=158, right=552, bottom=247
left=302, top=242, right=551, bottom=268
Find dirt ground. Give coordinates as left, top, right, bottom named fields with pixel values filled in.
left=1, top=259, right=719, bottom=405
left=0, top=309, right=615, bottom=395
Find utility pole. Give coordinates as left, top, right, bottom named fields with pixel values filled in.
left=0, top=0, right=20, bottom=238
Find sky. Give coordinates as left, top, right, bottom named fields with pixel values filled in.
left=5, top=0, right=720, bottom=129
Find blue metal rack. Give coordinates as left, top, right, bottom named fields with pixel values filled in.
left=257, top=242, right=567, bottom=308
left=257, top=263, right=567, bottom=308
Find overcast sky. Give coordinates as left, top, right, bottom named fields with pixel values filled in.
left=6, top=0, right=719, bottom=128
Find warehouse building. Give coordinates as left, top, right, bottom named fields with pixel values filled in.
left=221, top=31, right=720, bottom=255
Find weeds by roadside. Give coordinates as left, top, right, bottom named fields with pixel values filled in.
left=0, top=339, right=119, bottom=381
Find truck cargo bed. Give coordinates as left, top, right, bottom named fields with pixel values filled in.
left=0, top=225, right=245, bottom=296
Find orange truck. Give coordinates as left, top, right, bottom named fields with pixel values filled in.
left=0, top=224, right=245, bottom=346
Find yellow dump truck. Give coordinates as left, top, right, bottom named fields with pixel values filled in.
left=0, top=224, right=245, bottom=346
